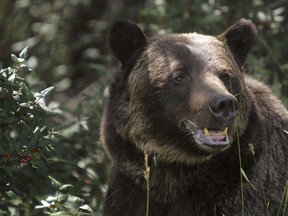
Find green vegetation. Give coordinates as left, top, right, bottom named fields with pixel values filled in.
left=0, top=0, right=287, bottom=215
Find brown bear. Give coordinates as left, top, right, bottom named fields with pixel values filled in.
left=101, top=19, right=288, bottom=216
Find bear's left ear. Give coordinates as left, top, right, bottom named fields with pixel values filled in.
left=217, top=19, right=257, bottom=68
left=109, top=20, right=147, bottom=65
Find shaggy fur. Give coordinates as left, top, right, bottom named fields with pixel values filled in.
left=101, top=19, right=288, bottom=216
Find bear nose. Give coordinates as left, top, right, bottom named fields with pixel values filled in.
left=209, top=95, right=238, bottom=124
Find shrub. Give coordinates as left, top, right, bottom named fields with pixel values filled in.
left=0, top=48, right=107, bottom=215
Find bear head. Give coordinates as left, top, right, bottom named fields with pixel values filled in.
left=102, top=19, right=257, bottom=166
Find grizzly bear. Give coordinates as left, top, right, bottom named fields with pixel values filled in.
left=101, top=19, right=288, bottom=216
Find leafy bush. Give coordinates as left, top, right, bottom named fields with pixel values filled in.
left=0, top=48, right=108, bottom=215
left=0, top=48, right=57, bottom=214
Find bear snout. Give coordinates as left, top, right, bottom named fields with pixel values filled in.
left=208, top=94, right=239, bottom=126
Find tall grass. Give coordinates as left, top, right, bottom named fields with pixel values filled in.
left=277, top=181, right=288, bottom=216
left=247, top=143, right=271, bottom=215
left=235, top=124, right=245, bottom=216
left=144, top=153, right=150, bottom=216
left=230, top=79, right=245, bottom=215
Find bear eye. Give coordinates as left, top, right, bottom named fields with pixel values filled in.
left=220, top=73, right=231, bottom=84
left=173, top=70, right=190, bottom=84
left=219, top=72, right=238, bottom=94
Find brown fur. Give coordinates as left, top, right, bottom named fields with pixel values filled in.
left=101, top=19, right=288, bottom=215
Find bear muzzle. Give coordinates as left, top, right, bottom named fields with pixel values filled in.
left=184, top=95, right=238, bottom=153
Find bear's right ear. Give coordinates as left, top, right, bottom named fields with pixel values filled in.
left=109, top=20, right=147, bottom=64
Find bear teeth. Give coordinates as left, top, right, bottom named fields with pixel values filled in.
left=204, top=128, right=228, bottom=136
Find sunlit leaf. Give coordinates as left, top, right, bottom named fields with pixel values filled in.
left=19, top=46, right=29, bottom=60
left=241, top=168, right=256, bottom=191
left=79, top=204, right=94, bottom=212
left=49, top=176, right=62, bottom=189
left=59, top=184, right=73, bottom=191
left=73, top=197, right=84, bottom=206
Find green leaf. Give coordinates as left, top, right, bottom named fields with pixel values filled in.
left=38, top=102, right=60, bottom=115
left=30, top=126, right=41, bottom=147
left=11, top=54, right=25, bottom=64
left=79, top=204, right=94, bottom=212
left=241, top=168, right=256, bottom=191
left=59, top=184, right=73, bottom=191
left=49, top=176, right=62, bottom=189
left=52, top=133, right=65, bottom=140
left=47, top=211, right=74, bottom=216
left=40, top=200, right=51, bottom=207
left=57, top=194, right=68, bottom=204
left=19, top=46, right=29, bottom=60
left=17, top=120, right=29, bottom=130
left=46, top=195, right=58, bottom=202
left=40, top=126, right=47, bottom=133
left=20, top=82, right=35, bottom=101
left=41, top=86, right=56, bottom=97
left=15, top=76, right=27, bottom=83
left=19, top=102, right=30, bottom=107
left=11, top=54, right=19, bottom=63
left=34, top=205, right=47, bottom=209
left=73, top=197, right=84, bottom=206
left=8, top=73, right=16, bottom=83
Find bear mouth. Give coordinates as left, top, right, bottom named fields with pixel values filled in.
left=184, top=120, right=230, bottom=149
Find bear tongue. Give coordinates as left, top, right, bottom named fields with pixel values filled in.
left=210, top=135, right=226, bottom=142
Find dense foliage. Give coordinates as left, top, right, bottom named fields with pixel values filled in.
left=0, top=0, right=287, bottom=215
